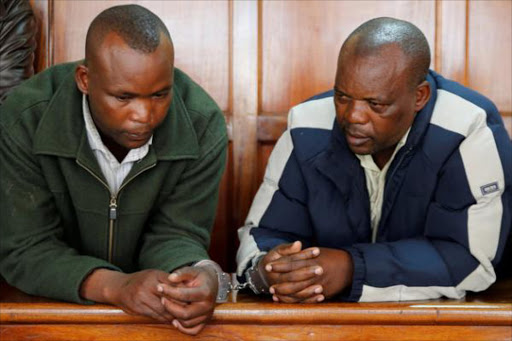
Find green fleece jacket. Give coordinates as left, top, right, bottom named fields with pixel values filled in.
left=0, top=62, right=227, bottom=304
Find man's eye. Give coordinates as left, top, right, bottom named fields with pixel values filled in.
left=116, top=95, right=131, bottom=102
left=153, top=92, right=168, bottom=99
left=336, top=95, right=350, bottom=104
left=369, top=101, right=385, bottom=110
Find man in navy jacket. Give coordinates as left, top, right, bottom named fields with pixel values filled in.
left=236, top=17, right=512, bottom=303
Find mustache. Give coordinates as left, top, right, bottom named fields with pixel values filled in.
left=342, top=124, right=370, bottom=138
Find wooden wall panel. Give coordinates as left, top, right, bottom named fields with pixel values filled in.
left=467, top=0, right=512, bottom=115
left=29, top=0, right=51, bottom=72
left=209, top=143, right=234, bottom=271
left=232, top=0, right=259, bottom=228
left=51, top=0, right=230, bottom=112
left=260, top=0, right=436, bottom=114
left=436, top=0, right=467, bottom=84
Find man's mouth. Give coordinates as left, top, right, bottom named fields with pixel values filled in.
left=345, top=130, right=371, bottom=147
left=125, top=131, right=151, bottom=141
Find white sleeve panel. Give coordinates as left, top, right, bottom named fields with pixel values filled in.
left=430, top=89, right=487, bottom=138
left=455, top=125, right=503, bottom=289
left=360, top=284, right=465, bottom=302
left=431, top=88, right=503, bottom=290
left=288, top=96, right=336, bottom=130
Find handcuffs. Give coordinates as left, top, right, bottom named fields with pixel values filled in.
left=194, top=255, right=269, bottom=303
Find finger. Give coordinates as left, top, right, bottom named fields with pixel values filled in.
left=265, top=241, right=301, bottom=263
left=159, top=283, right=210, bottom=303
left=270, top=278, right=320, bottom=296
left=126, top=290, right=175, bottom=323
left=143, top=293, right=177, bottom=322
left=277, top=265, right=323, bottom=282
left=138, top=301, right=173, bottom=323
left=168, top=268, right=199, bottom=284
left=274, top=293, right=325, bottom=304
left=161, top=296, right=210, bottom=321
left=157, top=284, right=189, bottom=307
left=175, top=314, right=209, bottom=328
left=156, top=271, right=173, bottom=284
left=282, top=247, right=320, bottom=262
left=173, top=320, right=206, bottom=336
left=265, top=250, right=319, bottom=272
left=273, top=282, right=323, bottom=298
left=275, top=241, right=302, bottom=256
left=272, top=294, right=303, bottom=303
left=300, top=294, right=325, bottom=304
left=267, top=259, right=323, bottom=273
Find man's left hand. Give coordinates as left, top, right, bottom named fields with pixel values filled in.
left=157, top=266, right=218, bottom=335
left=268, top=248, right=353, bottom=303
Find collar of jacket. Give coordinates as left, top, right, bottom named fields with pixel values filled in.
left=32, top=64, right=200, bottom=169
left=313, top=121, right=365, bottom=198
left=400, top=70, right=438, bottom=152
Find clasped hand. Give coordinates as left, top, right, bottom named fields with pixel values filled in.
left=99, top=266, right=217, bottom=336
left=260, top=241, right=353, bottom=303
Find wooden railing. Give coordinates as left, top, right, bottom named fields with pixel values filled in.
left=1, top=279, right=511, bottom=341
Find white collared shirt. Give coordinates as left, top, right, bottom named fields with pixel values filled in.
left=82, top=95, right=152, bottom=194
left=356, top=128, right=410, bottom=242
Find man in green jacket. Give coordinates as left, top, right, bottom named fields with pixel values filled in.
left=0, top=5, right=228, bottom=335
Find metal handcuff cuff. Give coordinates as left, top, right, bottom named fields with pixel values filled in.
left=195, top=256, right=269, bottom=303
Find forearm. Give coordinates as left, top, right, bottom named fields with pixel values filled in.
left=80, top=268, right=126, bottom=304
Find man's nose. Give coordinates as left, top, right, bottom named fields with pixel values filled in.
left=344, top=99, right=369, bottom=124
left=131, top=99, right=152, bottom=124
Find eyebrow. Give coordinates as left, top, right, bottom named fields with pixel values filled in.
left=333, top=88, right=350, bottom=97
left=153, top=86, right=172, bottom=94
left=333, top=87, right=386, bottom=103
left=112, top=85, right=172, bottom=97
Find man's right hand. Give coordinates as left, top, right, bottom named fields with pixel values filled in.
left=260, top=241, right=324, bottom=303
left=80, top=268, right=175, bottom=323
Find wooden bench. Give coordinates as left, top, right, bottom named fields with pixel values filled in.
left=1, top=278, right=510, bottom=341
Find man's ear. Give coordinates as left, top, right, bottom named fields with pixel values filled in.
left=75, top=64, right=89, bottom=95
left=414, top=80, right=431, bottom=112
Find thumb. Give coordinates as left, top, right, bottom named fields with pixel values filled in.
left=169, top=267, right=199, bottom=284
left=276, top=240, right=302, bottom=257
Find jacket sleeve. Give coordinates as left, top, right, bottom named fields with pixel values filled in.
left=236, top=128, right=315, bottom=276
left=0, top=118, right=120, bottom=304
left=138, top=110, right=228, bottom=272
left=344, top=118, right=512, bottom=302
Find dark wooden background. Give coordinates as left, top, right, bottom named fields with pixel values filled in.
left=28, top=0, right=512, bottom=272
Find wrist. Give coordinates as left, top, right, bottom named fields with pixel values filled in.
left=245, top=255, right=270, bottom=294
left=193, top=260, right=230, bottom=303
left=80, top=268, right=125, bottom=303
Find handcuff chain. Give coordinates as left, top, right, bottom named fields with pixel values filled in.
left=230, top=281, right=249, bottom=292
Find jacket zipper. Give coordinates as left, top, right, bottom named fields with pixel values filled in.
left=108, top=196, right=117, bottom=263
left=76, top=160, right=156, bottom=263
left=372, top=146, right=414, bottom=243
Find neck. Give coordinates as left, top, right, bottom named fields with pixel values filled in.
left=99, top=132, right=129, bottom=163
left=372, top=146, right=395, bottom=170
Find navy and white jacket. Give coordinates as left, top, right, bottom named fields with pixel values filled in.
left=236, top=71, right=512, bottom=302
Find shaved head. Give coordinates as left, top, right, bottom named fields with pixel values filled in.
left=85, top=4, right=173, bottom=63
left=340, top=17, right=430, bottom=88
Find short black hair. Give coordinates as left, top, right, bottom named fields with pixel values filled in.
left=341, top=17, right=431, bottom=87
left=85, top=4, right=172, bottom=59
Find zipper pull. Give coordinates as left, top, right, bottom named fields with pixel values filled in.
left=109, top=196, right=117, bottom=220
